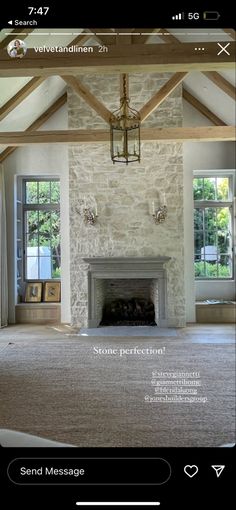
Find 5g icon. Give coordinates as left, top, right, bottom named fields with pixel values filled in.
left=188, top=12, right=200, bottom=20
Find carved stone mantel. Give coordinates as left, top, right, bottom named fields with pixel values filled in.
left=83, top=257, right=171, bottom=328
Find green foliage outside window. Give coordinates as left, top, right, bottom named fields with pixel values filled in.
left=25, top=180, right=61, bottom=279
left=193, top=177, right=232, bottom=279
left=194, top=261, right=231, bottom=278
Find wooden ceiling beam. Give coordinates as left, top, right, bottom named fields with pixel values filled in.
left=183, top=88, right=227, bottom=125
left=202, top=71, right=235, bottom=99
left=62, top=75, right=111, bottom=123
left=0, top=42, right=234, bottom=77
left=0, top=93, right=67, bottom=163
left=0, top=146, right=16, bottom=163
left=140, top=72, right=188, bottom=122
left=0, top=126, right=234, bottom=145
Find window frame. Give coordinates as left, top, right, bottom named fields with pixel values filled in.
left=193, top=170, right=235, bottom=281
left=22, top=177, right=61, bottom=282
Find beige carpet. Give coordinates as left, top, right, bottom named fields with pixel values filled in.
left=0, top=335, right=235, bottom=447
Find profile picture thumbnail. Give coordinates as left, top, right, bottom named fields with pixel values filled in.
left=7, top=39, right=27, bottom=58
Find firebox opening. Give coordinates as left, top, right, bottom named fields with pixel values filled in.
left=98, top=278, right=158, bottom=327
left=100, top=297, right=156, bottom=326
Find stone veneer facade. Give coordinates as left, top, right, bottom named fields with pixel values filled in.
left=68, top=73, right=185, bottom=327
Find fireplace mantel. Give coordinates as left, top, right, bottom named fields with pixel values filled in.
left=83, top=257, right=171, bottom=328
left=83, top=257, right=171, bottom=271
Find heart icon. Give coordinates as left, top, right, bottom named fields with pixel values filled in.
left=184, top=465, right=199, bottom=478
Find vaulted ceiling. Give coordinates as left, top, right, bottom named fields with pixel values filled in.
left=0, top=28, right=235, bottom=160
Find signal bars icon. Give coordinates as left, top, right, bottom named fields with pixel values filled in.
left=172, top=13, right=184, bottom=20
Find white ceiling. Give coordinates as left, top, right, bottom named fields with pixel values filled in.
left=0, top=77, right=66, bottom=131
left=184, top=71, right=235, bottom=125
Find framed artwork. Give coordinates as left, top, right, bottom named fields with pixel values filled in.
left=44, top=282, right=61, bottom=302
left=25, top=282, right=42, bottom=302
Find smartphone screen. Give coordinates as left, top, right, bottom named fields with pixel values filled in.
left=0, top=4, right=235, bottom=509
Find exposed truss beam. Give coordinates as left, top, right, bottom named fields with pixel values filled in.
left=0, top=42, right=234, bottom=77
left=62, top=76, right=111, bottom=123
left=140, top=72, right=188, bottom=121
left=0, top=126, right=234, bottom=145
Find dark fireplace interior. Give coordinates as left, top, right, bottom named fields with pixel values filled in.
left=100, top=298, right=156, bottom=326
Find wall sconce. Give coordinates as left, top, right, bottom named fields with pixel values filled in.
left=83, top=206, right=98, bottom=225
left=150, top=195, right=167, bottom=225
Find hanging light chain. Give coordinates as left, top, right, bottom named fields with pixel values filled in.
left=110, top=74, right=141, bottom=164
left=122, top=74, right=128, bottom=102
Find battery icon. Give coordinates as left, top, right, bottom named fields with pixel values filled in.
left=203, top=11, right=220, bottom=20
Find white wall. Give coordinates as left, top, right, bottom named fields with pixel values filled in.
left=3, top=105, right=71, bottom=323
left=183, top=102, right=236, bottom=320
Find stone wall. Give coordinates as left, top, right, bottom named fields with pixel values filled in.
left=68, top=73, right=185, bottom=327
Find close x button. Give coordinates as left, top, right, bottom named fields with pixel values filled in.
left=217, top=42, right=230, bottom=55
left=7, top=457, right=171, bottom=485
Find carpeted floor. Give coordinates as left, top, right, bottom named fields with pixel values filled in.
left=0, top=332, right=235, bottom=447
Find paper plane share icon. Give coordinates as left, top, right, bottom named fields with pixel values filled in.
left=211, top=465, right=225, bottom=477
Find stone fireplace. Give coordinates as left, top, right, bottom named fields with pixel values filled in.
left=68, top=72, right=186, bottom=328
left=84, top=257, right=170, bottom=328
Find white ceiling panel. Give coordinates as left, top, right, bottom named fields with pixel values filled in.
left=0, top=76, right=66, bottom=131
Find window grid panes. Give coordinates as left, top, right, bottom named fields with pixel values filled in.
left=23, top=180, right=61, bottom=280
left=193, top=176, right=233, bottom=279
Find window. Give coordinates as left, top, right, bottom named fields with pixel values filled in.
left=22, top=179, right=61, bottom=280
left=193, top=175, right=234, bottom=279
